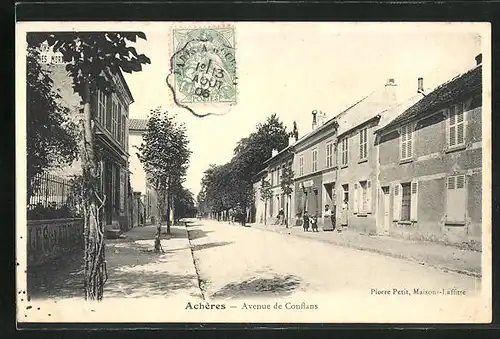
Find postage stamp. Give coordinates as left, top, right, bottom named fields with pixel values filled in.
left=171, top=27, right=237, bottom=105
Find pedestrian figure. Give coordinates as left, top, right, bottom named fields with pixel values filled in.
left=324, top=204, right=335, bottom=231
left=279, top=208, right=285, bottom=226
left=311, top=212, right=319, bottom=232
left=340, top=198, right=349, bottom=232
left=302, top=211, right=310, bottom=232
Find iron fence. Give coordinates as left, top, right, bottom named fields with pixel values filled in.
left=28, top=172, right=80, bottom=220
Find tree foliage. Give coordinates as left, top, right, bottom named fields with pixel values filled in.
left=199, top=113, right=289, bottom=224
left=27, top=31, right=151, bottom=301
left=137, top=108, right=191, bottom=245
left=26, top=46, right=78, bottom=200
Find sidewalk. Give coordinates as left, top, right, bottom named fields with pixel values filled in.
left=27, top=223, right=203, bottom=300
left=247, top=222, right=482, bottom=278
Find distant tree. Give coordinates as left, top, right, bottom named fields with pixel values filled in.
left=136, top=108, right=191, bottom=251
left=27, top=32, right=151, bottom=301
left=280, top=165, right=294, bottom=228
left=26, top=46, right=78, bottom=201
left=199, top=114, right=289, bottom=226
left=259, top=179, right=273, bottom=225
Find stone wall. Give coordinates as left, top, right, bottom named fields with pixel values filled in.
left=27, top=218, right=84, bottom=267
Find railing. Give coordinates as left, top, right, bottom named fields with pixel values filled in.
left=28, top=172, right=80, bottom=220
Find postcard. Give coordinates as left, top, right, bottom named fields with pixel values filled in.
left=16, top=21, right=491, bottom=325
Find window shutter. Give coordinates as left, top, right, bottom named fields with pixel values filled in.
left=106, top=95, right=112, bottom=131
left=353, top=184, right=359, bottom=214
left=393, top=183, right=400, bottom=221
left=446, top=176, right=456, bottom=222
left=117, top=107, right=122, bottom=142
left=457, top=104, right=465, bottom=145
left=366, top=180, right=372, bottom=213
left=407, top=126, right=413, bottom=158
left=410, top=181, right=418, bottom=221
left=449, top=107, right=457, bottom=147
left=456, top=175, right=467, bottom=222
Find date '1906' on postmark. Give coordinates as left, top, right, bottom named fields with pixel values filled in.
left=170, top=27, right=237, bottom=105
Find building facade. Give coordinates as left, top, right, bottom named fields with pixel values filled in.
left=253, top=135, right=296, bottom=226
left=293, top=111, right=338, bottom=229
left=375, top=56, right=482, bottom=248
left=128, top=118, right=159, bottom=226
left=39, top=42, right=134, bottom=232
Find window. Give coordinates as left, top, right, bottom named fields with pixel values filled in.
left=111, top=100, right=119, bottom=138
left=340, top=137, right=348, bottom=166
left=342, top=184, right=349, bottom=204
left=449, top=103, right=465, bottom=147
left=359, top=128, right=368, bottom=160
left=356, top=180, right=372, bottom=214
left=312, top=148, right=318, bottom=172
left=270, top=168, right=274, bottom=186
left=326, top=141, right=334, bottom=168
left=401, top=183, right=411, bottom=221
left=276, top=166, right=280, bottom=185
left=97, top=90, right=106, bottom=125
left=299, top=155, right=304, bottom=176
left=446, top=175, right=466, bottom=223
left=401, top=124, right=414, bottom=160
left=393, top=181, right=418, bottom=222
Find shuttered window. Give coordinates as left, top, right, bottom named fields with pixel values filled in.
left=299, top=156, right=304, bottom=176
left=359, top=128, right=368, bottom=160
left=401, top=183, right=411, bottom=221
left=401, top=124, right=413, bottom=160
left=326, top=142, right=334, bottom=168
left=341, top=138, right=348, bottom=166
left=449, top=103, right=465, bottom=147
left=410, top=181, right=418, bottom=221
left=446, top=175, right=466, bottom=223
left=393, top=183, right=401, bottom=221
left=97, top=89, right=107, bottom=126
left=312, top=148, right=318, bottom=172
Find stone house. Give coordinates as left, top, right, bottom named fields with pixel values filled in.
left=333, top=78, right=401, bottom=234
left=39, top=42, right=134, bottom=233
left=293, top=110, right=338, bottom=228
left=253, top=134, right=297, bottom=225
left=374, top=55, right=483, bottom=248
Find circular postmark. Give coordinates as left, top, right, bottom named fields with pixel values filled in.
left=171, top=28, right=237, bottom=104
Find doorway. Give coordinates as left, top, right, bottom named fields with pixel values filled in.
left=382, top=186, right=390, bottom=234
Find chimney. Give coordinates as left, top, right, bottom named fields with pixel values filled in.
left=385, top=78, right=396, bottom=87
left=271, top=149, right=278, bottom=157
left=288, top=135, right=295, bottom=146
left=312, top=110, right=318, bottom=130
left=417, top=77, right=424, bottom=94
left=475, top=53, right=482, bottom=66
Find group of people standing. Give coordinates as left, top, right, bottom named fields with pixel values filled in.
left=273, top=198, right=349, bottom=232
left=302, top=199, right=349, bottom=232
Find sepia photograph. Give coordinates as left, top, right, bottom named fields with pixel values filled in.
left=16, top=21, right=491, bottom=324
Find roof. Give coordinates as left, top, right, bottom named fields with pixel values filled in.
left=377, top=65, right=482, bottom=134
left=129, top=118, right=148, bottom=131
left=336, top=83, right=399, bottom=137
left=374, top=92, right=426, bottom=133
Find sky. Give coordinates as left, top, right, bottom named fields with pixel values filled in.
left=120, top=22, right=484, bottom=197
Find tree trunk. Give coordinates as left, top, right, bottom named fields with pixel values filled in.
left=264, top=200, right=267, bottom=225
left=154, top=189, right=164, bottom=252
left=81, top=81, right=107, bottom=301
left=166, top=190, right=171, bottom=235
left=286, top=199, right=289, bottom=228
